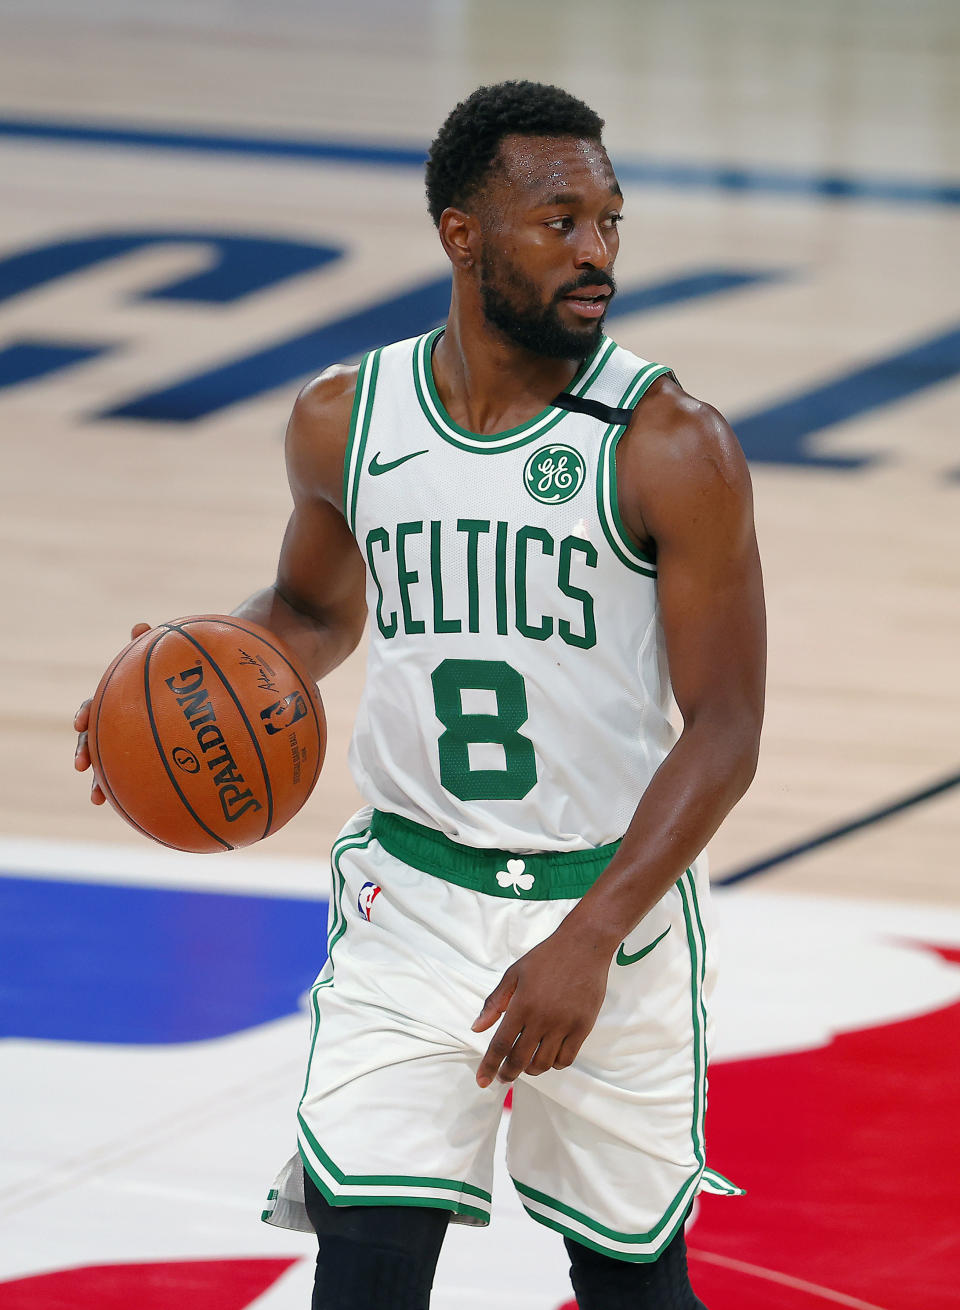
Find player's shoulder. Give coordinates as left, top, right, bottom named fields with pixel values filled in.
left=285, top=363, right=360, bottom=506
left=292, top=362, right=361, bottom=433
left=290, top=329, right=422, bottom=432
left=625, top=373, right=749, bottom=489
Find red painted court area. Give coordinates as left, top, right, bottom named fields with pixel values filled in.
left=686, top=943, right=960, bottom=1310
left=0, top=1260, right=297, bottom=1309
left=4, top=946, right=956, bottom=1309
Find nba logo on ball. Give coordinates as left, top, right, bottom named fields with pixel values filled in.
left=260, top=691, right=308, bottom=735
left=358, top=882, right=382, bottom=920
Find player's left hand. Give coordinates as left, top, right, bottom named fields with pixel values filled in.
left=471, top=927, right=612, bottom=1087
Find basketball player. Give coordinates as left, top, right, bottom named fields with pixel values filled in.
left=75, top=82, right=765, bottom=1309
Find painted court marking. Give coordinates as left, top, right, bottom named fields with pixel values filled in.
left=1, top=116, right=958, bottom=208
left=716, top=767, right=960, bottom=887
left=690, top=1250, right=891, bottom=1310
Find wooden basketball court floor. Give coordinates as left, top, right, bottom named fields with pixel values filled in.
left=0, top=1, right=958, bottom=1306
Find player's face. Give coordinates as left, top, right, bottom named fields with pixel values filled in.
left=476, top=135, right=622, bottom=359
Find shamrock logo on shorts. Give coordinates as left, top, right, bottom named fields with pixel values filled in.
left=496, top=858, right=535, bottom=896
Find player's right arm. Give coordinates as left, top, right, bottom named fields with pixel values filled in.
left=74, top=365, right=368, bottom=803
left=231, top=365, right=368, bottom=681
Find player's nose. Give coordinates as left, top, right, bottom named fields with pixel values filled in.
left=574, top=221, right=613, bottom=270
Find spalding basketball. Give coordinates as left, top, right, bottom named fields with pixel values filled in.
left=87, top=615, right=326, bottom=853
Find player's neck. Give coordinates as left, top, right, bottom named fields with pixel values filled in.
left=433, top=306, right=585, bottom=436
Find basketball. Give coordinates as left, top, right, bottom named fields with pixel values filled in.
left=87, top=615, right=326, bottom=853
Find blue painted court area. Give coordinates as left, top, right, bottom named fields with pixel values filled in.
left=1, top=115, right=958, bottom=208
left=0, top=875, right=329, bottom=1044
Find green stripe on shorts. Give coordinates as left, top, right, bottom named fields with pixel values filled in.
left=297, top=1112, right=492, bottom=1224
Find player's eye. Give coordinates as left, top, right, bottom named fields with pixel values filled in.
left=605, top=212, right=625, bottom=228
left=545, top=216, right=574, bottom=231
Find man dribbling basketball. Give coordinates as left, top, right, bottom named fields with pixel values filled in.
left=76, top=82, right=766, bottom=1309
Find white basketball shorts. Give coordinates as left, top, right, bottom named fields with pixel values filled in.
left=262, top=807, right=740, bottom=1262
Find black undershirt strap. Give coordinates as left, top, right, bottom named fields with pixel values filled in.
left=552, top=391, right=636, bottom=425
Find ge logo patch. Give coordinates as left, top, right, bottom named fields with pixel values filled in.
left=358, top=881, right=382, bottom=921
left=523, top=443, right=586, bottom=504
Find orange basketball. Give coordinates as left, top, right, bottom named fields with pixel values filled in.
left=87, top=615, right=326, bottom=853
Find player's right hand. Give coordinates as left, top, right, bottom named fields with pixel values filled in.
left=74, top=623, right=152, bottom=805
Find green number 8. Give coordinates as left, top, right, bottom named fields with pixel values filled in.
left=431, top=659, right=538, bottom=801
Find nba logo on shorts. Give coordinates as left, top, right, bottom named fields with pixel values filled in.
left=357, top=881, right=382, bottom=920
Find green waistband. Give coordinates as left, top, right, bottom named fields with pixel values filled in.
left=370, top=810, right=620, bottom=900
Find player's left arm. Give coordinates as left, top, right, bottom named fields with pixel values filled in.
left=474, top=378, right=766, bottom=1086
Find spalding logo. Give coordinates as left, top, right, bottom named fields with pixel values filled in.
left=357, top=881, right=382, bottom=921
left=164, top=665, right=263, bottom=823
left=172, top=746, right=200, bottom=774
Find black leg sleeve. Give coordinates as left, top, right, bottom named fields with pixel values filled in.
left=564, top=1221, right=707, bottom=1310
left=304, top=1169, right=450, bottom=1310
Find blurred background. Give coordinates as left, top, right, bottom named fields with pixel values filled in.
left=1, top=1, right=958, bottom=1306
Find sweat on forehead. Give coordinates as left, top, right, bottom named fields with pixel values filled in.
left=493, top=135, right=618, bottom=195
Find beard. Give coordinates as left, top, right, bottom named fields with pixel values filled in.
left=478, top=248, right=615, bottom=360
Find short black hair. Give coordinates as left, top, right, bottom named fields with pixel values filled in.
left=425, top=81, right=605, bottom=227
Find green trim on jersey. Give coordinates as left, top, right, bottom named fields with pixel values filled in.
left=343, top=349, right=383, bottom=534
left=679, top=867, right=709, bottom=1175
left=412, top=329, right=617, bottom=453
left=297, top=1112, right=492, bottom=1224
left=511, top=868, right=727, bottom=1262
left=298, top=827, right=373, bottom=1103
left=371, top=809, right=619, bottom=899
left=595, top=361, right=674, bottom=577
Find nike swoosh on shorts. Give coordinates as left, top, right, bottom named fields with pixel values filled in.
left=615, top=925, right=672, bottom=966
left=368, top=449, right=428, bottom=476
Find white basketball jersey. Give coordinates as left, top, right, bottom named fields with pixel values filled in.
left=344, top=328, right=676, bottom=852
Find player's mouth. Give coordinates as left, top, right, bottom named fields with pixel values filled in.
left=561, top=286, right=612, bottom=319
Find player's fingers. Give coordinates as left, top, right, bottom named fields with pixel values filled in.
left=74, top=730, right=90, bottom=771
left=90, top=776, right=106, bottom=805
left=552, top=1029, right=586, bottom=1071
left=130, top=622, right=151, bottom=640
left=526, top=1034, right=563, bottom=1076
left=73, top=699, right=92, bottom=732
left=476, top=1013, right=524, bottom=1088
left=471, top=970, right=517, bottom=1033
left=495, top=1028, right=542, bottom=1085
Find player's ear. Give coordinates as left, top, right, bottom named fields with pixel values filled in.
left=438, top=207, right=479, bottom=270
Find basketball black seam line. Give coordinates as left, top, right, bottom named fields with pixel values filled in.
left=94, top=629, right=181, bottom=848
left=144, top=632, right=234, bottom=851
left=167, top=622, right=276, bottom=840
left=200, top=615, right=324, bottom=797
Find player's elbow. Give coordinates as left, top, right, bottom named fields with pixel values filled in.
left=724, top=706, right=763, bottom=800
left=734, top=727, right=762, bottom=796
left=685, top=700, right=763, bottom=802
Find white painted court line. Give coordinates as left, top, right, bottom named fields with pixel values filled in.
left=0, top=835, right=326, bottom=898
left=0, top=1055, right=302, bottom=1218
left=690, top=1249, right=891, bottom=1310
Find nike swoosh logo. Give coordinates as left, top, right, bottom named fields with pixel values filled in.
left=615, top=925, right=671, bottom=966
left=368, top=449, right=428, bottom=476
